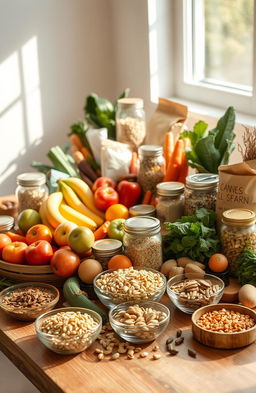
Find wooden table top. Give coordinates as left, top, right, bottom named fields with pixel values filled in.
left=0, top=296, right=256, bottom=393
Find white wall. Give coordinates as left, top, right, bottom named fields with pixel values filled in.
left=0, top=0, right=115, bottom=194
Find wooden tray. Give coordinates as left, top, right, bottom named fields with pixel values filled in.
left=0, top=259, right=64, bottom=287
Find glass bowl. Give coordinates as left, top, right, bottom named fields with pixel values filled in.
left=35, top=307, right=102, bottom=355
left=109, top=301, right=170, bottom=343
left=0, top=282, right=59, bottom=321
left=93, top=267, right=166, bottom=309
left=166, top=273, right=225, bottom=314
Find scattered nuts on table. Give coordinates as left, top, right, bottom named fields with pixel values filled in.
left=188, top=349, right=197, bottom=358
left=152, top=353, right=161, bottom=360
left=175, top=337, right=184, bottom=346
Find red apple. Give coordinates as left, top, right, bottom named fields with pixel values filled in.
left=94, top=186, right=119, bottom=211
left=25, top=240, right=53, bottom=265
left=50, top=249, right=80, bottom=278
left=53, top=222, right=77, bottom=246
left=92, top=177, right=116, bottom=193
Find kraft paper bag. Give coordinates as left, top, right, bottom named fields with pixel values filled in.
left=216, top=160, right=256, bottom=222
left=145, top=98, right=188, bottom=145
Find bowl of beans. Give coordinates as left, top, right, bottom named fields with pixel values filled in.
left=93, top=267, right=166, bottom=309
left=35, top=307, right=102, bottom=354
left=192, top=303, right=256, bottom=348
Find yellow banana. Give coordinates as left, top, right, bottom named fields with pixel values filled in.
left=62, top=177, right=105, bottom=219
left=60, top=181, right=103, bottom=227
left=59, top=203, right=97, bottom=230
left=39, top=200, right=55, bottom=233
left=46, top=192, right=70, bottom=228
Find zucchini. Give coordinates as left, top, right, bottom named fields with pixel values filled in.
left=63, top=277, right=107, bottom=323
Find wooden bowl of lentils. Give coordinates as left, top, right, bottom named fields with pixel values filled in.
left=0, top=282, right=59, bottom=321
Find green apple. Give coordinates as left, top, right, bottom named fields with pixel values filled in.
left=68, top=226, right=94, bottom=254
left=17, top=209, right=41, bottom=233
left=108, top=218, right=125, bottom=241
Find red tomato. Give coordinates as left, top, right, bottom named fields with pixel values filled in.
left=2, top=242, right=27, bottom=264
left=25, top=240, right=53, bottom=265
left=26, top=224, right=52, bottom=245
left=50, top=249, right=80, bottom=278
left=117, top=181, right=141, bottom=208
left=0, top=234, right=12, bottom=257
left=92, top=177, right=116, bottom=193
left=94, top=186, right=119, bottom=211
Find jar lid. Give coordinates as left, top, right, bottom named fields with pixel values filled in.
left=0, top=215, right=14, bottom=232
left=117, top=98, right=144, bottom=109
left=222, top=209, right=256, bottom=225
left=157, top=182, right=184, bottom=196
left=17, top=172, right=46, bottom=187
left=186, top=173, right=219, bottom=190
left=138, top=145, right=163, bottom=157
left=124, top=216, right=160, bottom=236
left=93, top=239, right=123, bottom=256
left=129, top=204, right=156, bottom=217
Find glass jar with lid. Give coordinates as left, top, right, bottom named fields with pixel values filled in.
left=220, top=208, right=256, bottom=272
left=156, top=182, right=184, bottom=224
left=116, top=98, right=146, bottom=150
left=92, top=239, right=123, bottom=270
left=138, top=145, right=165, bottom=193
left=184, top=173, right=219, bottom=216
left=16, top=172, right=48, bottom=212
left=129, top=204, right=156, bottom=217
left=0, top=216, right=14, bottom=233
left=123, top=216, right=162, bottom=270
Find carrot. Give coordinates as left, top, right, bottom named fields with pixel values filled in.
left=142, top=190, right=152, bottom=205
left=94, top=221, right=111, bottom=241
left=5, top=232, right=27, bottom=243
left=81, top=146, right=93, bottom=159
left=177, top=138, right=190, bottom=184
left=163, top=139, right=184, bottom=181
left=70, top=145, right=85, bottom=164
left=69, top=134, right=84, bottom=150
left=130, top=152, right=139, bottom=175
left=163, top=131, right=174, bottom=168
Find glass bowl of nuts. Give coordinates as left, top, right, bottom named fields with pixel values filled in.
left=167, top=273, right=225, bottom=314
left=0, top=282, right=59, bottom=321
left=109, top=301, right=170, bottom=343
left=93, top=267, right=166, bottom=309
left=35, top=307, right=102, bottom=355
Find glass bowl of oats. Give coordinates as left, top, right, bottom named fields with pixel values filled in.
left=167, top=273, right=224, bottom=314
left=0, top=282, right=59, bottom=321
left=93, top=267, right=166, bottom=309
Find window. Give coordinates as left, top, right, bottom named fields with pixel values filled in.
left=173, top=0, right=256, bottom=116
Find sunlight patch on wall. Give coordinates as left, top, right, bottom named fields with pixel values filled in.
left=148, top=0, right=159, bottom=103
left=0, top=52, right=21, bottom=113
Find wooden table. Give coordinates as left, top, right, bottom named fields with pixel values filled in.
left=0, top=296, right=256, bottom=393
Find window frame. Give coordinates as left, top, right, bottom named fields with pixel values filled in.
left=172, top=0, right=256, bottom=116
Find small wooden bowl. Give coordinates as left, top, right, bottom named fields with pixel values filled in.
left=192, top=303, right=256, bottom=349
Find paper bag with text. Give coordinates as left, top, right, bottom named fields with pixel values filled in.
left=216, top=160, right=256, bottom=223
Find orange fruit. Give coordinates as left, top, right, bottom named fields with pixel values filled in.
left=105, top=204, right=129, bottom=221
left=208, top=253, right=228, bottom=273
left=108, top=254, right=132, bottom=270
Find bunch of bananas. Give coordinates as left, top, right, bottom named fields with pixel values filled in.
left=39, top=178, right=104, bottom=232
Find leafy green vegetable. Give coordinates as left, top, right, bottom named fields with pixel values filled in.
left=235, top=248, right=256, bottom=286
left=163, top=208, right=220, bottom=263
left=180, top=107, right=236, bottom=173
left=47, top=146, right=80, bottom=177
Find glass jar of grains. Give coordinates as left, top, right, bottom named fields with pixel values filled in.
left=184, top=173, right=218, bottom=216
left=123, top=216, right=162, bottom=270
left=16, top=173, right=49, bottom=213
left=129, top=204, right=156, bottom=217
left=92, top=239, right=123, bottom=270
left=220, top=209, right=256, bottom=272
left=156, top=182, right=184, bottom=224
left=0, top=216, right=14, bottom=233
left=138, top=145, right=165, bottom=193
left=116, top=98, right=146, bottom=151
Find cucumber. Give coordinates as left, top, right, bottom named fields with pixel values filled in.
left=63, top=277, right=107, bottom=323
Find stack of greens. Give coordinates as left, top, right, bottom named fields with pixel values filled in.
left=235, top=248, right=256, bottom=286
left=163, top=208, right=220, bottom=263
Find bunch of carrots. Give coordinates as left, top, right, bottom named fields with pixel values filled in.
left=69, top=134, right=93, bottom=163
left=163, top=132, right=190, bottom=184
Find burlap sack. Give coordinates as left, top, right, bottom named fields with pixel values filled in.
left=216, top=160, right=256, bottom=222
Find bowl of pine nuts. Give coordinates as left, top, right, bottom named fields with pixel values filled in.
left=93, top=267, right=166, bottom=309
left=35, top=307, right=102, bottom=354
left=109, top=301, right=170, bottom=343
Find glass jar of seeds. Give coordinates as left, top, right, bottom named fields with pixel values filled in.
left=138, top=145, right=165, bottom=193
left=92, top=239, right=123, bottom=270
left=16, top=173, right=48, bottom=213
left=156, top=182, right=184, bottom=224
left=123, top=216, right=162, bottom=270
left=116, top=98, right=146, bottom=151
left=129, top=204, right=156, bottom=217
left=220, top=208, right=256, bottom=272
left=184, top=173, right=219, bottom=216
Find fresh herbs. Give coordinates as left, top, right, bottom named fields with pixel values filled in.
left=235, top=248, right=256, bottom=286
left=163, top=208, right=220, bottom=263
left=238, top=125, right=256, bottom=161
left=180, top=107, right=236, bottom=173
